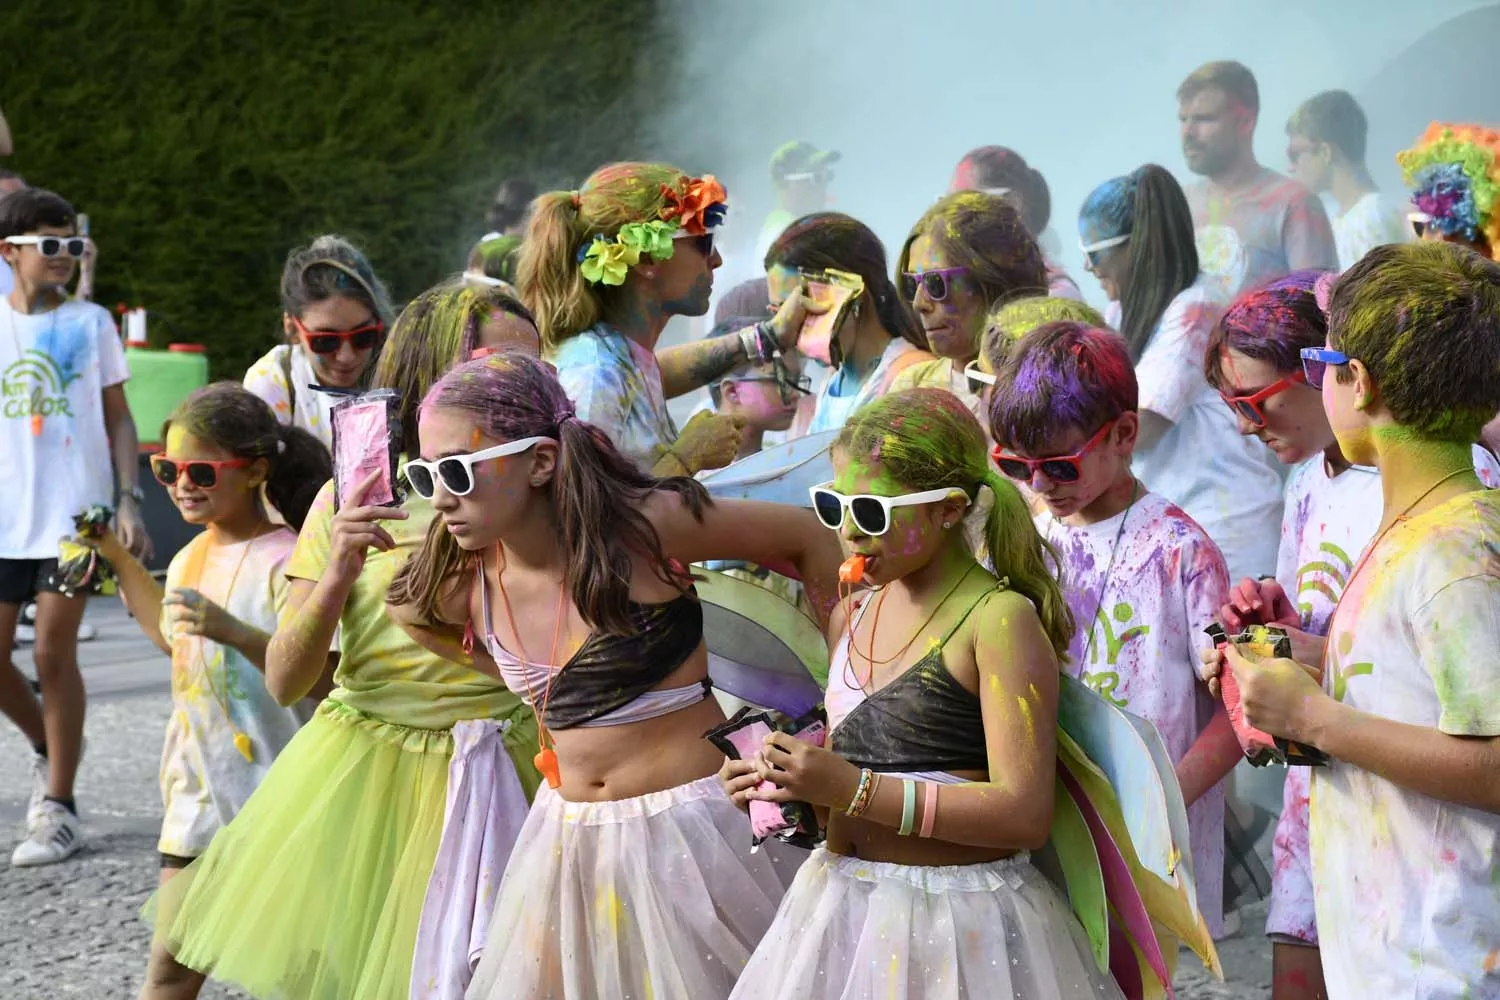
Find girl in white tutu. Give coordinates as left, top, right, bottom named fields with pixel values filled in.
left=721, top=388, right=1124, bottom=1000
left=386, top=353, right=845, bottom=1000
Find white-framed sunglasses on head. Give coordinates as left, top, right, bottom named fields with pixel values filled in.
left=405, top=436, right=553, bottom=499
left=1080, top=233, right=1130, bottom=270
left=808, top=482, right=970, bottom=536
left=962, top=359, right=997, bottom=395
left=1407, top=211, right=1432, bottom=240
left=4, top=235, right=90, bottom=259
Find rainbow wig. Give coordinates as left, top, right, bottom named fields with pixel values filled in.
left=1397, top=123, right=1500, bottom=250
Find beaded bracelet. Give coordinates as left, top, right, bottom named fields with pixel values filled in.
left=844, top=768, right=872, bottom=817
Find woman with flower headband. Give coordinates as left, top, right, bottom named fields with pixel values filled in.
left=520, top=162, right=819, bottom=475
left=1399, top=122, right=1500, bottom=261
left=383, top=353, right=844, bottom=999
left=140, top=284, right=546, bottom=1000
left=243, top=235, right=394, bottom=451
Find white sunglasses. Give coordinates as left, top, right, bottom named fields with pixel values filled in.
left=808, top=481, right=969, bottom=536
left=4, top=235, right=90, bottom=259
left=962, top=359, right=997, bottom=394
left=1080, top=233, right=1130, bottom=269
left=405, top=436, right=553, bottom=499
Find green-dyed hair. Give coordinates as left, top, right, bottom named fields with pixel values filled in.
left=467, top=233, right=524, bottom=284
left=835, top=388, right=1074, bottom=662
left=519, top=161, right=695, bottom=349
left=370, top=278, right=538, bottom=453
left=163, top=381, right=332, bottom=531
left=896, top=191, right=1048, bottom=357
left=980, top=295, right=1107, bottom=371
left=1328, top=241, right=1500, bottom=443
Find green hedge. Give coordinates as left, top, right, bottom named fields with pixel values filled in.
left=1, top=0, right=666, bottom=380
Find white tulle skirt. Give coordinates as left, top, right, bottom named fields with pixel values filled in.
left=465, top=775, right=800, bottom=1000
left=729, top=847, right=1125, bottom=1000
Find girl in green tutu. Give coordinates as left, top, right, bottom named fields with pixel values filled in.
left=141, top=284, right=545, bottom=1000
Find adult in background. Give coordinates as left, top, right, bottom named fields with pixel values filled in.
left=519, top=162, right=815, bottom=475
left=1286, top=90, right=1409, bottom=270
left=242, top=237, right=394, bottom=451
left=483, top=178, right=537, bottom=238
left=948, top=145, right=1083, bottom=299
left=1079, top=164, right=1284, bottom=581
left=754, top=141, right=839, bottom=265
left=1178, top=60, right=1337, bottom=299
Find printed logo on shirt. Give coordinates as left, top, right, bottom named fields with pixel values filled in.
left=1, top=349, right=79, bottom=421
left=1082, top=601, right=1151, bottom=707
left=1326, top=630, right=1373, bottom=703
left=1295, top=541, right=1355, bottom=621
left=1194, top=225, right=1248, bottom=301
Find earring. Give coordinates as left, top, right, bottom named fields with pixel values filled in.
left=942, top=521, right=954, bottom=530
left=531, top=478, right=543, bottom=487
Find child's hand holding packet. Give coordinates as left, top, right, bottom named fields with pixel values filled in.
left=795, top=269, right=864, bottom=366
left=1204, top=623, right=1330, bottom=767
left=707, top=705, right=828, bottom=851
left=329, top=389, right=404, bottom=511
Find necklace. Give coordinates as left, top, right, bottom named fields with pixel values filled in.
left=846, top=562, right=980, bottom=693
left=1080, top=478, right=1140, bottom=669
left=180, top=524, right=269, bottom=763
left=490, top=543, right=570, bottom=789
left=1339, top=466, right=1472, bottom=598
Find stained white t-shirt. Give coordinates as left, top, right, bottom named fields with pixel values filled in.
left=1037, top=489, right=1230, bottom=933
left=243, top=344, right=339, bottom=452
left=806, top=337, right=921, bottom=435
left=157, top=529, right=315, bottom=857
left=1331, top=191, right=1410, bottom=273
left=0, top=297, right=129, bottom=559
left=1311, top=489, right=1500, bottom=998
left=1110, top=285, right=1285, bottom=580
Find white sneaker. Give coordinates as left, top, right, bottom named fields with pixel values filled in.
left=10, top=800, right=82, bottom=867
left=76, top=622, right=97, bottom=642
left=15, top=623, right=35, bottom=644
left=24, top=753, right=46, bottom=828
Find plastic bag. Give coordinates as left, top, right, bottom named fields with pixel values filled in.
left=706, top=704, right=828, bottom=850
left=795, top=269, right=864, bottom=366
left=329, top=389, right=403, bottom=511
left=1204, top=623, right=1329, bottom=767
left=51, top=505, right=117, bottom=597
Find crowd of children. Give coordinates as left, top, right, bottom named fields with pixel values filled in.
left=1, top=58, right=1498, bottom=1000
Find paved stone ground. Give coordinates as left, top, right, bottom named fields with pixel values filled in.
left=0, top=600, right=1273, bottom=998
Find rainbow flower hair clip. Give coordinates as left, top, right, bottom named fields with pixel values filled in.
left=1397, top=123, right=1500, bottom=248
left=576, top=174, right=728, bottom=286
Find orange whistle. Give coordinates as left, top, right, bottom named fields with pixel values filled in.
left=839, top=555, right=866, bottom=584
left=534, top=747, right=561, bottom=789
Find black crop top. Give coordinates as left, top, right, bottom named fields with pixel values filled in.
left=829, top=589, right=997, bottom=773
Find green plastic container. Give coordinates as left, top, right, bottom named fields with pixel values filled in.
left=125, top=344, right=209, bottom=445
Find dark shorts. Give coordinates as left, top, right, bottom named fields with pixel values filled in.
left=0, top=559, right=64, bottom=606
left=160, top=852, right=196, bottom=870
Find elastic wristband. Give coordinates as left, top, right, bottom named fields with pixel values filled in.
left=919, top=782, right=938, bottom=838
left=898, top=779, right=916, bottom=836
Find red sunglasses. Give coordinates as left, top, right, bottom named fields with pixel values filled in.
left=1218, top=370, right=1305, bottom=428
left=151, top=455, right=253, bottom=490
left=290, top=315, right=385, bottom=355
left=991, top=420, right=1115, bottom=484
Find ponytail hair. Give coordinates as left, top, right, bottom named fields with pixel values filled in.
left=834, top=389, right=1073, bottom=661
left=162, top=382, right=333, bottom=531
left=764, top=212, right=926, bottom=351
left=387, top=354, right=709, bottom=635
left=518, top=162, right=701, bottom=350
left=1079, top=165, right=1198, bottom=361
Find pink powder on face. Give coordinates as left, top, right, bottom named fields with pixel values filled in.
left=335, top=399, right=395, bottom=507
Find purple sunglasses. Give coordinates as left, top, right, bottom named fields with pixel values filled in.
left=901, top=266, right=969, bottom=302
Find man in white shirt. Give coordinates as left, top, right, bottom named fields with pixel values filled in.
left=1177, top=61, right=1338, bottom=299
left=1285, top=90, right=1409, bottom=271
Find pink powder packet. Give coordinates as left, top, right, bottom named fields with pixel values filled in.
left=705, top=706, right=828, bottom=850
left=796, top=270, right=864, bottom=366
left=330, top=390, right=402, bottom=510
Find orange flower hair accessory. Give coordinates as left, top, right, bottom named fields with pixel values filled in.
left=661, top=174, right=729, bottom=235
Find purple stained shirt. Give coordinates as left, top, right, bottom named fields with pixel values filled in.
left=1186, top=168, right=1337, bottom=301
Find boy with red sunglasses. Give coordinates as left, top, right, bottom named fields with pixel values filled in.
left=988, top=319, right=1240, bottom=937
left=0, top=188, right=151, bottom=867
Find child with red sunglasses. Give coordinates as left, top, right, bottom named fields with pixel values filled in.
left=95, top=382, right=335, bottom=997
left=988, top=319, right=1240, bottom=938
left=1201, top=269, right=1499, bottom=1000
left=242, top=235, right=392, bottom=450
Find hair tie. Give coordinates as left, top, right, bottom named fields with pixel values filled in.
left=555, top=405, right=577, bottom=426
left=570, top=191, right=582, bottom=209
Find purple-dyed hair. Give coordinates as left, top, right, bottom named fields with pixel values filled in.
left=1203, top=270, right=1331, bottom=388
left=388, top=353, right=708, bottom=635
left=987, top=321, right=1139, bottom=452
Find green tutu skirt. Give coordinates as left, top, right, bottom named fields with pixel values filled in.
left=144, top=698, right=540, bottom=1000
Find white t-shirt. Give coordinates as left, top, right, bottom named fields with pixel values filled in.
left=158, top=529, right=315, bottom=857
left=1037, top=489, right=1230, bottom=933
left=0, top=259, right=12, bottom=296
left=1111, top=285, right=1285, bottom=581
left=243, top=344, right=339, bottom=452
left=1311, top=489, right=1500, bottom=998
left=1332, top=191, right=1410, bottom=273
left=0, top=297, right=129, bottom=559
